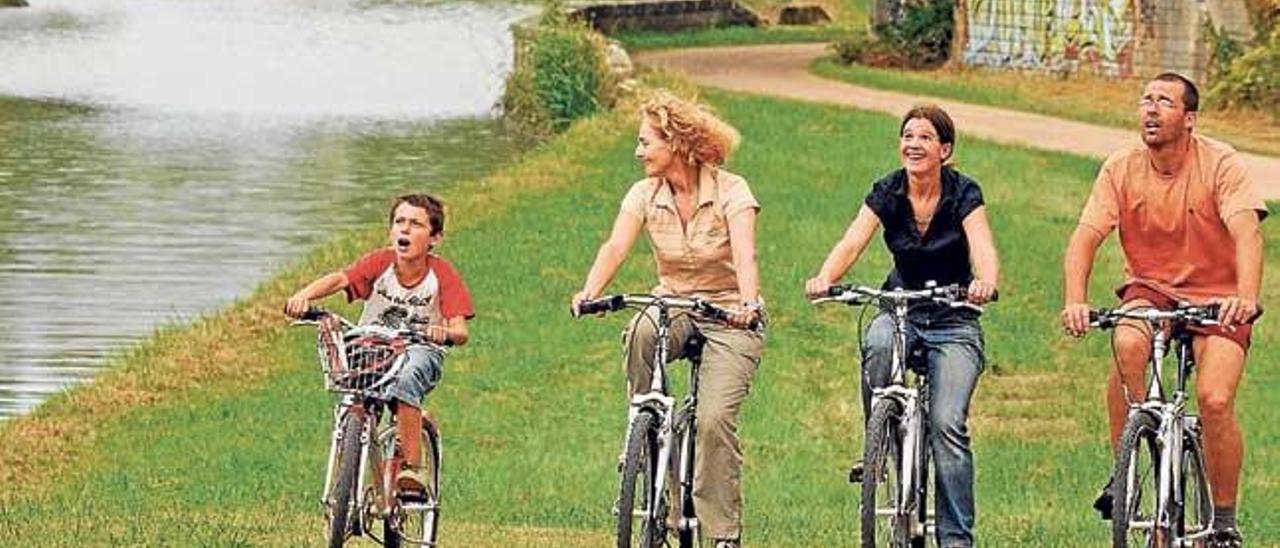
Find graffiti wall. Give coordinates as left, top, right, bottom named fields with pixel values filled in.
left=961, top=0, right=1150, bottom=77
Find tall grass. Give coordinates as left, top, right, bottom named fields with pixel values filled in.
left=1, top=88, right=1277, bottom=546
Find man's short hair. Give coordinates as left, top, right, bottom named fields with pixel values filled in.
left=389, top=194, right=445, bottom=235
left=1152, top=72, right=1199, bottom=112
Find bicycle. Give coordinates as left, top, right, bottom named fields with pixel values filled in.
left=294, top=307, right=443, bottom=548
left=574, top=294, right=758, bottom=548
left=811, top=283, right=988, bottom=548
left=1090, top=303, right=1255, bottom=548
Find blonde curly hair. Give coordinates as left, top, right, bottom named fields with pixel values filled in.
left=639, top=91, right=740, bottom=166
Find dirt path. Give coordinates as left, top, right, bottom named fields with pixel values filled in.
left=635, top=43, right=1280, bottom=200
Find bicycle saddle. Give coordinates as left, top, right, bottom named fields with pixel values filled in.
left=682, top=333, right=707, bottom=363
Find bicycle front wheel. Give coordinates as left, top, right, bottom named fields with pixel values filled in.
left=617, top=410, right=667, bottom=548
left=1175, top=429, right=1212, bottom=544
left=327, top=412, right=365, bottom=548
left=1112, top=410, right=1165, bottom=548
left=862, top=398, right=909, bottom=548
left=385, top=417, right=442, bottom=547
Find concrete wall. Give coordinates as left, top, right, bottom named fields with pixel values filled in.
left=878, top=0, right=1254, bottom=79
left=569, top=0, right=761, bottom=33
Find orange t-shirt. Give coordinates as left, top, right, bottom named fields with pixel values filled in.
left=1078, top=135, right=1267, bottom=302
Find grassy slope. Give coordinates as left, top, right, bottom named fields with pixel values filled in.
left=2, top=88, right=1278, bottom=546
left=811, top=57, right=1280, bottom=158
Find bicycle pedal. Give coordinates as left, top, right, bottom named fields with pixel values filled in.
left=397, top=489, right=429, bottom=504
left=399, top=501, right=435, bottom=512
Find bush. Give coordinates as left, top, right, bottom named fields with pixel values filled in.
left=832, top=0, right=953, bottom=69
left=501, top=1, right=617, bottom=135
left=1208, top=26, right=1280, bottom=113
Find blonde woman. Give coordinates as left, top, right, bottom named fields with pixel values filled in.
left=571, top=91, right=763, bottom=547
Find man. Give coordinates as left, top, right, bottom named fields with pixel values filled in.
left=1060, top=73, right=1266, bottom=547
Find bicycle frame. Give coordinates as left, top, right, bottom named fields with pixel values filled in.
left=579, top=294, right=753, bottom=546
left=814, top=283, right=984, bottom=545
left=322, top=397, right=403, bottom=535
left=1104, top=309, right=1212, bottom=544
left=873, top=296, right=931, bottom=541
left=298, top=309, right=444, bottom=547
left=621, top=301, right=702, bottom=539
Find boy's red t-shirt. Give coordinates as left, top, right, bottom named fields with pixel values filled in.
left=342, top=249, right=474, bottom=327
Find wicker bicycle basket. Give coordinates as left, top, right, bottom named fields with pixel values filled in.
left=315, top=320, right=402, bottom=394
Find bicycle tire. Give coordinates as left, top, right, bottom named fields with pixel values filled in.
left=674, top=411, right=698, bottom=548
left=1175, top=430, right=1212, bottom=543
left=911, top=423, right=927, bottom=548
left=328, top=412, right=365, bottom=548
left=1112, top=410, right=1166, bottom=548
left=862, top=398, right=909, bottom=548
left=385, top=418, right=442, bottom=547
left=617, top=411, right=667, bottom=548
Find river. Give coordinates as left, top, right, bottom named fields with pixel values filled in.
left=0, top=0, right=533, bottom=417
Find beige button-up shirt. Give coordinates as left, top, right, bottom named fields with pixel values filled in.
left=620, top=165, right=760, bottom=305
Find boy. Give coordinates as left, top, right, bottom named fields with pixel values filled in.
left=285, top=193, right=473, bottom=491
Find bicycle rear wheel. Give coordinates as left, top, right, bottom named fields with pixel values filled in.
left=617, top=410, right=668, bottom=548
left=385, top=418, right=442, bottom=547
left=1112, top=410, right=1165, bottom=548
left=1175, top=430, right=1212, bottom=544
left=862, top=398, right=909, bottom=548
left=327, top=412, right=365, bottom=548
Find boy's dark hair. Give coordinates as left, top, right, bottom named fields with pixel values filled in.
left=1152, top=72, right=1199, bottom=112
left=389, top=194, right=445, bottom=235
left=900, top=104, right=956, bottom=161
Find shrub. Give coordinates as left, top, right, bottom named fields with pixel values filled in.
left=1208, top=26, right=1280, bottom=113
left=832, top=0, right=953, bottom=69
left=501, top=0, right=616, bottom=135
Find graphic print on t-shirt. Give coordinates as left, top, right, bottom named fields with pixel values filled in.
left=343, top=249, right=475, bottom=329
left=358, top=266, right=443, bottom=328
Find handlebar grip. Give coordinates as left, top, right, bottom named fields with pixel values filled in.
left=827, top=284, right=852, bottom=297
left=300, top=307, right=328, bottom=321
left=954, top=286, right=997, bottom=303
left=575, top=295, right=624, bottom=316
left=696, top=301, right=762, bottom=331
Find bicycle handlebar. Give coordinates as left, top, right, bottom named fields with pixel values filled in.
left=291, top=307, right=452, bottom=347
left=812, top=283, right=996, bottom=314
left=1089, top=303, right=1262, bottom=329
left=574, top=294, right=762, bottom=331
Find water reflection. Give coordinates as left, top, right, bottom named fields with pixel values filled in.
left=0, top=0, right=533, bottom=417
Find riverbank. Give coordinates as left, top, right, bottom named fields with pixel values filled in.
left=2, top=74, right=1278, bottom=544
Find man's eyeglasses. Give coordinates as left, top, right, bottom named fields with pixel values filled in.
left=1139, top=97, right=1179, bottom=110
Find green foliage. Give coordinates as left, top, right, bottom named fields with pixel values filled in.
left=832, top=0, right=953, bottom=69
left=1203, top=20, right=1246, bottom=83
left=502, top=0, right=617, bottom=135
left=1208, top=26, right=1280, bottom=114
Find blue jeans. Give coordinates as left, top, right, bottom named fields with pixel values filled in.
left=861, top=311, right=984, bottom=548
left=384, top=345, right=444, bottom=407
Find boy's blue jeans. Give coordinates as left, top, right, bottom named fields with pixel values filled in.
left=861, top=311, right=984, bottom=548
left=385, top=345, right=444, bottom=407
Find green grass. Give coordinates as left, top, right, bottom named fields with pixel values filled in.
left=2, top=88, right=1279, bottom=545
left=612, top=0, right=869, bottom=51
left=617, top=25, right=856, bottom=52
left=811, top=56, right=1280, bottom=158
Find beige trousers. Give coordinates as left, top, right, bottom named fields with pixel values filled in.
left=623, top=308, right=764, bottom=540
